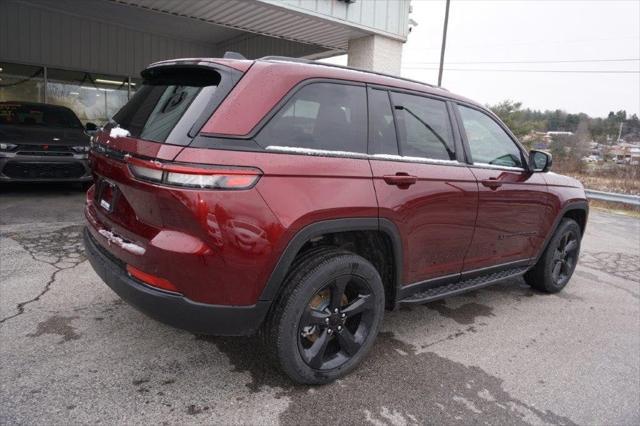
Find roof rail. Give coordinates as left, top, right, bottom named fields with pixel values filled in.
left=258, top=55, right=440, bottom=89
left=260, top=56, right=313, bottom=64
left=223, top=51, right=247, bottom=60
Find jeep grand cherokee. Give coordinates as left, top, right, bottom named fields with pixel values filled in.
left=84, top=55, right=588, bottom=384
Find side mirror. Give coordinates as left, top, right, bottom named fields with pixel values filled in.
left=529, top=150, right=552, bottom=172
left=85, top=122, right=98, bottom=132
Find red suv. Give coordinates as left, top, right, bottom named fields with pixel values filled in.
left=84, top=55, right=588, bottom=384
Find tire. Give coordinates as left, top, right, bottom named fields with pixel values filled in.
left=525, top=218, right=581, bottom=293
left=263, top=248, right=385, bottom=385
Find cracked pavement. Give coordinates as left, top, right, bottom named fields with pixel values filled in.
left=1, top=184, right=639, bottom=425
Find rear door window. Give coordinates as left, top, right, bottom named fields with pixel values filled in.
left=112, top=67, right=222, bottom=145
left=390, top=92, right=456, bottom=161
left=369, top=89, right=398, bottom=155
left=256, top=82, right=367, bottom=154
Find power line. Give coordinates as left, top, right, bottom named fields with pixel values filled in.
left=411, top=35, right=639, bottom=51
left=401, top=68, right=640, bottom=74
left=405, top=58, right=640, bottom=65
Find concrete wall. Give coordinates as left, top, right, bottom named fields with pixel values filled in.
left=347, top=35, right=403, bottom=75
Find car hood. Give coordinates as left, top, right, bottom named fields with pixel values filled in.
left=0, top=124, right=89, bottom=146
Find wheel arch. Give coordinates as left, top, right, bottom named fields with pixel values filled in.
left=563, top=206, right=588, bottom=236
left=258, top=218, right=403, bottom=308
left=533, top=200, right=589, bottom=265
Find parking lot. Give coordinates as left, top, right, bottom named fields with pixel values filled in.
left=1, top=184, right=638, bottom=425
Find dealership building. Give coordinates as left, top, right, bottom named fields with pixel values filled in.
left=0, top=0, right=411, bottom=125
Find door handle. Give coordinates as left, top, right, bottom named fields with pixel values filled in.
left=383, top=173, right=418, bottom=188
left=481, top=178, right=503, bottom=189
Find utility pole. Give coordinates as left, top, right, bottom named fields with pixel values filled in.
left=437, top=0, right=451, bottom=87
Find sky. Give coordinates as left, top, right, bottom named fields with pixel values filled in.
left=322, top=0, right=640, bottom=118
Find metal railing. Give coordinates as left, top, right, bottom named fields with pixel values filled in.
left=585, top=189, right=640, bottom=207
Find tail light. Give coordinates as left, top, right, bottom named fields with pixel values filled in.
left=127, top=265, right=180, bottom=293
left=126, top=157, right=261, bottom=190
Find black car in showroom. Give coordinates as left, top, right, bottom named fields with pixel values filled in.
left=0, top=101, right=95, bottom=183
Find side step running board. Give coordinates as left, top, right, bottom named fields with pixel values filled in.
left=399, top=267, right=528, bottom=305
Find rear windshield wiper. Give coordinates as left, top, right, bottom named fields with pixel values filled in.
left=394, top=105, right=455, bottom=159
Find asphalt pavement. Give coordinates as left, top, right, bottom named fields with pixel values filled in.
left=1, top=183, right=639, bottom=425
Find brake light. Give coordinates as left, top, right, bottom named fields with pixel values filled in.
left=127, top=157, right=261, bottom=190
left=127, top=265, right=180, bottom=293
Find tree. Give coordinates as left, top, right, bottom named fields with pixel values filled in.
left=622, top=113, right=640, bottom=140
left=549, top=135, right=569, bottom=163
left=575, top=119, right=591, bottom=143
left=488, top=100, right=541, bottom=139
left=486, top=100, right=638, bottom=145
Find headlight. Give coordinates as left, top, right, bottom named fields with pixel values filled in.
left=0, top=143, right=17, bottom=151
left=72, top=145, right=91, bottom=153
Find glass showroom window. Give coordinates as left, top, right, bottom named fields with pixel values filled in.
left=0, top=62, right=45, bottom=103
left=46, top=68, right=131, bottom=125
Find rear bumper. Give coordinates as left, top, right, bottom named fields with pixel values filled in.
left=83, top=228, right=270, bottom=336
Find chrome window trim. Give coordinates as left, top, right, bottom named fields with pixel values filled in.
left=265, top=145, right=368, bottom=159
left=470, top=162, right=526, bottom=172
left=265, top=145, right=462, bottom=166
left=371, top=153, right=460, bottom=166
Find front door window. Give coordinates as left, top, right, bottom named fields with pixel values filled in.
left=458, top=105, right=524, bottom=168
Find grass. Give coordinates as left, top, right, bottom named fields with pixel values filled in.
left=588, top=199, right=640, bottom=218
left=553, top=162, right=640, bottom=196
left=569, top=173, right=640, bottom=196
left=551, top=162, right=639, bottom=215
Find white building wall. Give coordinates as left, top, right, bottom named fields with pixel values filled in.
left=260, top=0, right=411, bottom=40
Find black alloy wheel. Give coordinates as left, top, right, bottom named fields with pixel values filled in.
left=524, top=218, right=582, bottom=293
left=297, top=274, right=376, bottom=370
left=263, top=248, right=385, bottom=384
left=550, top=230, right=579, bottom=287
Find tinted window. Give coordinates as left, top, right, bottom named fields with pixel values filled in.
left=369, top=89, right=398, bottom=155
left=458, top=105, right=524, bottom=168
left=0, top=103, right=83, bottom=129
left=112, top=67, right=221, bottom=144
left=390, top=92, right=455, bottom=160
left=256, top=83, right=367, bottom=153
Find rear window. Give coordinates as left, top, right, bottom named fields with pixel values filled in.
left=0, top=103, right=83, bottom=129
left=256, top=82, right=367, bottom=154
left=112, top=67, right=222, bottom=145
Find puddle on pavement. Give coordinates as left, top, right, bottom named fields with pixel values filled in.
left=27, top=315, right=81, bottom=343
left=198, top=332, right=575, bottom=425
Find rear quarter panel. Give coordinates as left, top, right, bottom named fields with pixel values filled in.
left=175, top=147, right=378, bottom=301
left=88, top=148, right=283, bottom=306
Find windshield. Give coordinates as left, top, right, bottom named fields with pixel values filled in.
left=0, top=103, right=83, bottom=129
left=112, top=66, right=222, bottom=145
